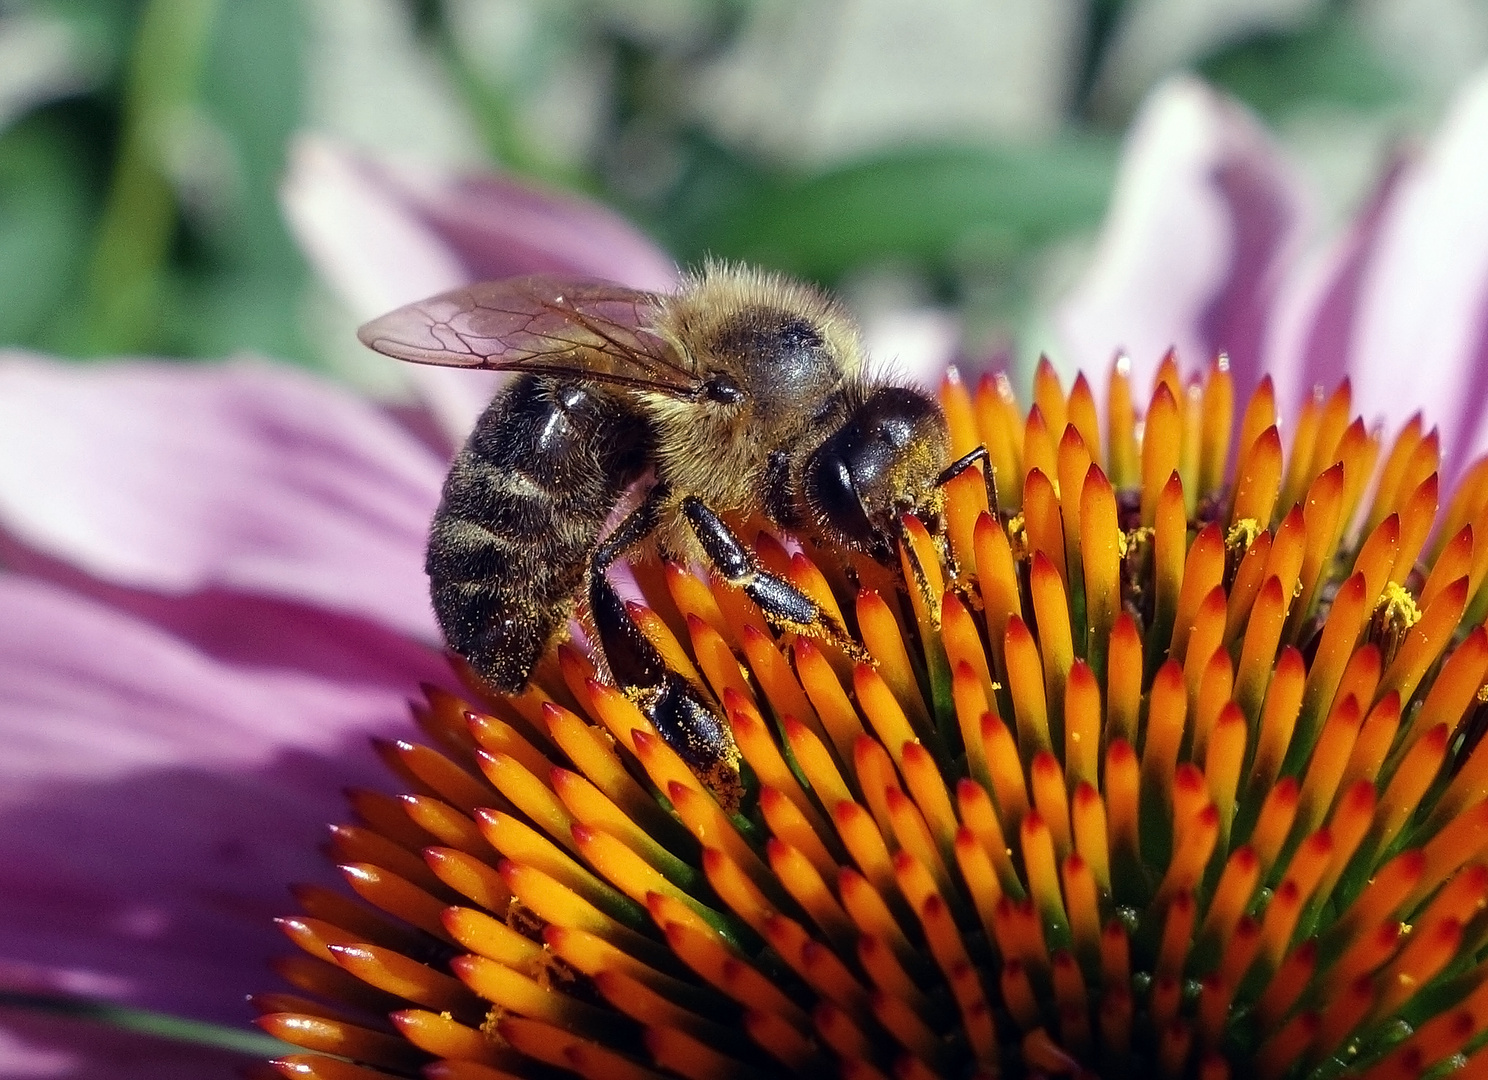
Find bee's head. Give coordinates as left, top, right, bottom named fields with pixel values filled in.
left=804, top=385, right=950, bottom=558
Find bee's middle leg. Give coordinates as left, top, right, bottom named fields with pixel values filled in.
left=680, top=496, right=868, bottom=661
left=588, top=486, right=670, bottom=688
left=588, top=489, right=744, bottom=807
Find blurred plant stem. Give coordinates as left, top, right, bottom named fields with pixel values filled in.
left=78, top=0, right=218, bottom=356
left=1072, top=0, right=1128, bottom=121
left=0, top=992, right=286, bottom=1056
left=424, top=11, right=589, bottom=193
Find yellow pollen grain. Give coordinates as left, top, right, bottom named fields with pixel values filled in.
left=1004, top=513, right=1029, bottom=560
left=1377, top=581, right=1421, bottom=630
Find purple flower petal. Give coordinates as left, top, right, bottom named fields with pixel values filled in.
left=282, top=139, right=468, bottom=320
left=0, top=536, right=448, bottom=695
left=1342, top=69, right=1488, bottom=478
left=0, top=1007, right=255, bottom=1079
left=283, top=137, right=678, bottom=440
left=0, top=574, right=426, bottom=1025
left=1056, top=77, right=1311, bottom=407
left=0, top=354, right=445, bottom=642
left=860, top=307, right=962, bottom=388
left=283, top=136, right=677, bottom=314
left=1260, top=154, right=1410, bottom=421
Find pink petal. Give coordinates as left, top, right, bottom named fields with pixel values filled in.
left=1260, top=154, right=1410, bottom=421
left=281, top=138, right=468, bottom=319
left=0, top=575, right=435, bottom=1024
left=283, top=136, right=677, bottom=312
left=1343, top=68, right=1488, bottom=478
left=0, top=1008, right=255, bottom=1080
left=283, top=136, right=678, bottom=440
left=860, top=307, right=962, bottom=388
left=2, top=537, right=449, bottom=700
left=1056, top=76, right=1312, bottom=406
left=0, top=355, right=445, bottom=642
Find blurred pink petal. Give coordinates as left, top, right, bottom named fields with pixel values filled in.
left=0, top=574, right=445, bottom=1025
left=0, top=1009, right=256, bottom=1080
left=282, top=136, right=678, bottom=440
left=1345, top=69, right=1488, bottom=476
left=1261, top=68, right=1488, bottom=469
left=1063, top=65, right=1488, bottom=471
left=0, top=538, right=449, bottom=698
left=283, top=136, right=676, bottom=313
left=1056, top=76, right=1311, bottom=406
left=282, top=138, right=464, bottom=319
left=0, top=354, right=445, bottom=642
left=1259, top=155, right=1409, bottom=421
left=860, top=307, right=963, bottom=388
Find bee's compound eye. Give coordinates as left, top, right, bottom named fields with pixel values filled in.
left=703, top=374, right=745, bottom=404
left=805, top=386, right=947, bottom=547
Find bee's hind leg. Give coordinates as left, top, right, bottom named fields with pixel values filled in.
left=680, top=496, right=869, bottom=663
left=588, top=490, right=746, bottom=811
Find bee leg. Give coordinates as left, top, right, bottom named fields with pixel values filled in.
left=588, top=493, right=745, bottom=812
left=680, top=496, right=869, bottom=663
left=588, top=486, right=675, bottom=687
left=592, top=486, right=668, bottom=574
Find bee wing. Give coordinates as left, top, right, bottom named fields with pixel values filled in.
left=356, top=275, right=701, bottom=396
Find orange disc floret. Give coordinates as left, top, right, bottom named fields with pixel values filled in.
left=265, top=355, right=1488, bottom=1080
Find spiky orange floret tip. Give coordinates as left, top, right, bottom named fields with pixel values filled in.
left=265, top=357, right=1488, bottom=1080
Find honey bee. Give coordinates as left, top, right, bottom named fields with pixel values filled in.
left=359, top=264, right=974, bottom=801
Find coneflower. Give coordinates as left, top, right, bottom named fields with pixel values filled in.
left=258, top=354, right=1488, bottom=1080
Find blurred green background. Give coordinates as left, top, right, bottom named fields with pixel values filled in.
left=0, top=0, right=1481, bottom=377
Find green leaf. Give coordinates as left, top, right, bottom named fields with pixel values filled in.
left=656, top=137, right=1117, bottom=283
left=177, top=0, right=311, bottom=363
left=30, top=0, right=138, bottom=82
left=0, top=119, right=91, bottom=346
left=59, top=0, right=315, bottom=362
left=1199, top=9, right=1405, bottom=121
left=71, top=0, right=221, bottom=356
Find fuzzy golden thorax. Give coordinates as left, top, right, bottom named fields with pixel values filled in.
left=639, top=264, right=866, bottom=546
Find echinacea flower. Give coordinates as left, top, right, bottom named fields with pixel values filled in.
left=256, top=354, right=1488, bottom=1080
left=6, top=70, right=1488, bottom=1080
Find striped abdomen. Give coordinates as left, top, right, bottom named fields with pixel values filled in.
left=425, top=374, right=652, bottom=691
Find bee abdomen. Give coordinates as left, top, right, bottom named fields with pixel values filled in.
left=427, top=375, right=651, bottom=692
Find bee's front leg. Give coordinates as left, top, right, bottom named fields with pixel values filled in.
left=934, top=443, right=998, bottom=523
left=680, top=496, right=869, bottom=662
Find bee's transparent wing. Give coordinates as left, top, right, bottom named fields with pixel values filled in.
left=356, top=275, right=702, bottom=396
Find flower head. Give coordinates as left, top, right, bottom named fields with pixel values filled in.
left=262, top=354, right=1488, bottom=1080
